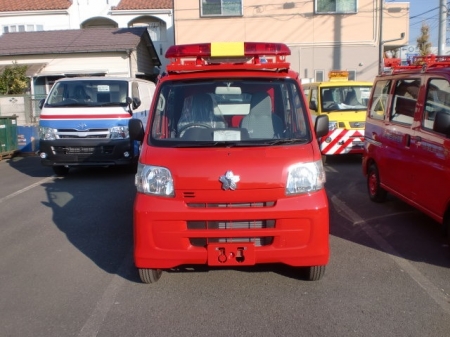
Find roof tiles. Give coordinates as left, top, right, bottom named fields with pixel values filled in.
left=113, top=0, right=173, bottom=10
left=0, top=0, right=72, bottom=12
left=0, top=27, right=149, bottom=56
left=0, top=0, right=173, bottom=12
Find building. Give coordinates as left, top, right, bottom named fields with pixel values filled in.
left=0, top=0, right=173, bottom=79
left=0, top=0, right=173, bottom=124
left=173, top=0, right=409, bottom=82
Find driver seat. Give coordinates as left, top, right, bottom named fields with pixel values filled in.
left=177, top=93, right=227, bottom=137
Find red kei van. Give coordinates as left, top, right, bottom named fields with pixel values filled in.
left=129, top=42, right=330, bottom=283
left=363, top=55, right=450, bottom=244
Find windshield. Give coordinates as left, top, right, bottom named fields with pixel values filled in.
left=150, top=79, right=312, bottom=146
left=320, top=86, right=371, bottom=112
left=45, top=80, right=129, bottom=107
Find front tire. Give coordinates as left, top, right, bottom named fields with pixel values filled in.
left=138, top=268, right=162, bottom=283
left=367, top=164, right=387, bottom=203
left=304, top=265, right=326, bottom=281
left=53, top=166, right=69, bottom=176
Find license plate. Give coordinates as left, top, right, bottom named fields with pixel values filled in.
left=207, top=243, right=255, bottom=266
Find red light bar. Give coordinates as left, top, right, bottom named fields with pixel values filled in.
left=387, top=54, right=450, bottom=74
left=165, top=42, right=291, bottom=59
left=165, top=43, right=211, bottom=58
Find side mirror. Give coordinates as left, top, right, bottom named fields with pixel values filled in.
left=309, top=101, right=317, bottom=111
left=129, top=119, right=145, bottom=142
left=38, top=99, right=45, bottom=110
left=314, top=114, right=329, bottom=138
left=132, top=97, right=141, bottom=110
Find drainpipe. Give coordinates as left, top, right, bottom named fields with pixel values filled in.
left=127, top=49, right=133, bottom=77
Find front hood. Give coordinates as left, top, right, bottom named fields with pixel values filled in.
left=140, top=144, right=318, bottom=191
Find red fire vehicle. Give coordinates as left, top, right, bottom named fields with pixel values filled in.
left=363, top=55, right=450, bottom=245
left=129, top=42, right=330, bottom=283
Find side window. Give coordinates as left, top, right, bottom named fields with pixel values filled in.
left=390, top=79, right=420, bottom=125
left=369, top=80, right=390, bottom=120
left=132, top=82, right=139, bottom=99
left=310, top=88, right=318, bottom=111
left=423, top=78, right=450, bottom=131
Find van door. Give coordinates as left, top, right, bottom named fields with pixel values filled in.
left=382, top=78, right=420, bottom=197
left=410, top=77, right=450, bottom=219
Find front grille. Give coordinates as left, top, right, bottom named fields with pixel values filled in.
left=53, top=145, right=114, bottom=155
left=56, top=129, right=109, bottom=139
left=187, top=201, right=275, bottom=208
left=188, top=219, right=275, bottom=247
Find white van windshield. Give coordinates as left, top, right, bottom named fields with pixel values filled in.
left=150, top=79, right=311, bottom=146
left=46, top=80, right=129, bottom=107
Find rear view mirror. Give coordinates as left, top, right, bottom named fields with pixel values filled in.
left=129, top=119, right=144, bottom=142
left=314, top=114, right=329, bottom=138
left=215, top=87, right=242, bottom=95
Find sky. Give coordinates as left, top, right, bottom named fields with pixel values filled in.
left=387, top=0, right=441, bottom=47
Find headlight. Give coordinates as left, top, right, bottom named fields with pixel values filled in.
left=110, top=126, right=129, bottom=139
left=135, top=163, right=174, bottom=197
left=329, top=121, right=338, bottom=131
left=286, top=160, right=326, bottom=195
left=39, top=127, right=57, bottom=140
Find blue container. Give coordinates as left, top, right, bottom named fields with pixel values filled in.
left=17, top=125, right=39, bottom=153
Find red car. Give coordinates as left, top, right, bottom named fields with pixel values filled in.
left=363, top=55, right=450, bottom=245
left=129, top=42, right=330, bottom=283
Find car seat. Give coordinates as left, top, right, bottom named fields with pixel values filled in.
left=240, top=92, right=284, bottom=138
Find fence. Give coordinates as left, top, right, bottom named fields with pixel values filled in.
left=0, top=94, right=46, bottom=125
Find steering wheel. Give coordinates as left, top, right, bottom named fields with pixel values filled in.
left=178, top=123, right=213, bottom=137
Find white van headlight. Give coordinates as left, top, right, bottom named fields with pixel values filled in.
left=286, top=160, right=326, bottom=195
left=39, top=127, right=57, bottom=140
left=110, top=126, right=129, bottom=139
left=135, top=163, right=174, bottom=197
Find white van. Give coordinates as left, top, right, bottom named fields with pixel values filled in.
left=38, top=77, right=155, bottom=175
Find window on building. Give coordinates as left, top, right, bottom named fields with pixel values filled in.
left=2, top=24, right=43, bottom=33
left=347, top=70, right=356, bottom=81
left=315, top=70, right=324, bottom=82
left=315, top=0, right=357, bottom=14
left=201, top=0, right=243, bottom=17
left=147, top=22, right=160, bottom=41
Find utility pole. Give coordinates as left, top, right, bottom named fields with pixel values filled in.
left=438, top=0, right=446, bottom=54
left=378, top=0, right=383, bottom=74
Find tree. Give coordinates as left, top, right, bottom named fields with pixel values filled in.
left=416, top=23, right=432, bottom=56
left=0, top=62, right=29, bottom=95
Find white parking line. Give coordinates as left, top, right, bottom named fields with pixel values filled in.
left=331, top=195, right=450, bottom=315
left=78, top=249, right=134, bottom=337
left=0, top=176, right=56, bottom=204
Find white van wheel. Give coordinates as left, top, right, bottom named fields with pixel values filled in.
left=53, top=166, right=69, bottom=176
left=138, top=268, right=162, bottom=283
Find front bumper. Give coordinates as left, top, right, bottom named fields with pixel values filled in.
left=134, top=188, right=330, bottom=269
left=39, top=138, right=134, bottom=167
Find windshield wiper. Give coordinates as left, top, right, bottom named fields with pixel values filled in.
left=267, top=138, right=309, bottom=145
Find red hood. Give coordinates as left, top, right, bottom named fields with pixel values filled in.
left=140, top=144, right=318, bottom=191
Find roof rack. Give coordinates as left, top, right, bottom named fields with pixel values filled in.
left=385, top=55, right=450, bottom=74
left=164, top=42, right=291, bottom=73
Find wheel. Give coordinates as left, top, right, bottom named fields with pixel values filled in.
left=304, top=265, right=326, bottom=281
left=138, top=268, right=162, bottom=284
left=53, top=166, right=69, bottom=176
left=178, top=123, right=212, bottom=137
left=367, top=164, right=387, bottom=203
left=443, top=213, right=450, bottom=247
